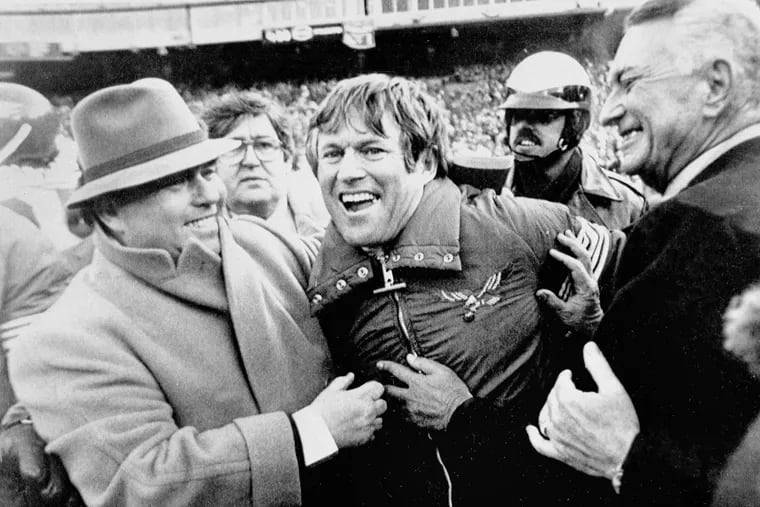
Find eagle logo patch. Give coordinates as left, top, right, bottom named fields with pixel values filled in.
left=440, top=272, right=503, bottom=322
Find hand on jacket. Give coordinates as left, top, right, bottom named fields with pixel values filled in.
left=309, top=373, right=386, bottom=448
left=0, top=421, right=84, bottom=506
left=377, top=354, right=473, bottom=431
left=536, top=230, right=604, bottom=339
left=526, top=342, right=639, bottom=480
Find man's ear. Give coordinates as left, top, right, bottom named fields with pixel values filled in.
left=97, top=204, right=125, bottom=238
left=414, top=148, right=438, bottom=184
left=703, top=59, right=732, bottom=118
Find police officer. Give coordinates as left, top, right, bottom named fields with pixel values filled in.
left=501, top=51, right=647, bottom=229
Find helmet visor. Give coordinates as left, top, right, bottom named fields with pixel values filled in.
left=499, top=85, right=591, bottom=110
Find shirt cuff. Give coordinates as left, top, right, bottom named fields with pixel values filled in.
left=292, top=405, right=338, bottom=467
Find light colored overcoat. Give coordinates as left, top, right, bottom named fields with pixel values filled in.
left=9, top=216, right=332, bottom=507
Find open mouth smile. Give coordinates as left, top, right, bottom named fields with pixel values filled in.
left=185, top=216, right=217, bottom=229
left=340, top=191, right=379, bottom=213
left=618, top=125, right=643, bottom=148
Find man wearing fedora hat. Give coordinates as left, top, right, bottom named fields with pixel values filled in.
left=5, top=78, right=386, bottom=506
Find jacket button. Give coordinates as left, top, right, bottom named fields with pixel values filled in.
left=311, top=294, right=323, bottom=305
left=463, top=311, right=475, bottom=322
left=391, top=253, right=401, bottom=262
left=357, top=267, right=369, bottom=278
left=413, top=252, right=424, bottom=262
left=336, top=279, right=347, bottom=290
left=443, top=253, right=454, bottom=263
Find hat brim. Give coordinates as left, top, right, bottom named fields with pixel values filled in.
left=67, top=138, right=239, bottom=208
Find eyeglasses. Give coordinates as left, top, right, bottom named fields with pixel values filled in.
left=505, top=109, right=564, bottom=125
left=505, top=85, right=591, bottom=105
left=218, top=138, right=283, bottom=164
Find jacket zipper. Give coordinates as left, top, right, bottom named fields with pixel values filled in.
left=376, top=253, right=454, bottom=507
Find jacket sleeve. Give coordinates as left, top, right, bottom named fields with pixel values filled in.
left=0, top=211, right=72, bottom=341
left=489, top=193, right=624, bottom=294
left=8, top=322, right=302, bottom=507
left=0, top=211, right=72, bottom=417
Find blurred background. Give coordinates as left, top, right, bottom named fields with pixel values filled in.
left=0, top=0, right=640, bottom=248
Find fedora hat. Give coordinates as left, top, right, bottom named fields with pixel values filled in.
left=67, top=78, right=239, bottom=208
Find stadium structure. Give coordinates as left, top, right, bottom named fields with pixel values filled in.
left=0, top=0, right=639, bottom=92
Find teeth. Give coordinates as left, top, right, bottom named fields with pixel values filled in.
left=518, top=140, right=536, bottom=146
left=620, top=128, right=641, bottom=142
left=186, top=216, right=215, bottom=228
left=341, top=192, right=377, bottom=204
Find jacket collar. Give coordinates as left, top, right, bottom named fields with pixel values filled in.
left=506, top=148, right=622, bottom=202
left=579, top=153, right=622, bottom=201
left=308, top=177, right=462, bottom=313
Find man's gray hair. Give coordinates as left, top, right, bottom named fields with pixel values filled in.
left=627, top=0, right=760, bottom=106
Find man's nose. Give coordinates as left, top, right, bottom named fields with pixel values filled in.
left=192, top=173, right=221, bottom=205
left=240, top=143, right=261, bottom=166
left=600, top=95, right=625, bottom=127
left=335, top=149, right=366, bottom=181
left=508, top=116, right=531, bottom=133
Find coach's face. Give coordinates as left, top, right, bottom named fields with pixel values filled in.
left=600, top=19, right=708, bottom=192
left=316, top=111, right=436, bottom=248
left=102, top=162, right=223, bottom=260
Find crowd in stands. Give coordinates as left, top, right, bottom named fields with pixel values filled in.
left=45, top=58, right=617, bottom=172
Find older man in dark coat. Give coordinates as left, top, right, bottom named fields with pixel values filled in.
left=526, top=1, right=760, bottom=506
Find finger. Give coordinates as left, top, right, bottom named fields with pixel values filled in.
left=372, top=417, right=383, bottom=430
left=376, top=360, right=418, bottom=386
left=545, top=370, right=573, bottom=424
left=374, top=398, right=388, bottom=416
left=537, top=403, right=551, bottom=439
left=526, top=425, right=562, bottom=461
left=557, top=233, right=592, bottom=272
left=554, top=369, right=578, bottom=397
left=583, top=342, right=623, bottom=394
left=325, top=372, right=355, bottom=391
left=406, top=354, right=447, bottom=375
left=384, top=385, right=410, bottom=402
left=536, top=289, right=566, bottom=314
left=353, top=380, right=384, bottom=400
left=17, top=445, right=49, bottom=488
left=548, top=249, right=595, bottom=290
left=549, top=249, right=597, bottom=292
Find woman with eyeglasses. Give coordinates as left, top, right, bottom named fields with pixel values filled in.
left=203, top=90, right=329, bottom=236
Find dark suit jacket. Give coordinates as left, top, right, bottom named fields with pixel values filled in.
left=595, top=137, right=760, bottom=506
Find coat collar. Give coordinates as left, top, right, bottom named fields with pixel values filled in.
left=579, top=154, right=623, bottom=201
left=505, top=149, right=622, bottom=202
left=93, top=219, right=228, bottom=312
left=308, top=177, right=463, bottom=314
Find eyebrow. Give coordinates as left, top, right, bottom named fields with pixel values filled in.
left=609, top=65, right=641, bottom=86
left=229, top=134, right=279, bottom=141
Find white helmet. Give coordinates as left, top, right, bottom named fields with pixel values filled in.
left=499, top=51, right=592, bottom=111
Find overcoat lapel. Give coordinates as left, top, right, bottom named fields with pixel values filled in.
left=220, top=220, right=324, bottom=413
